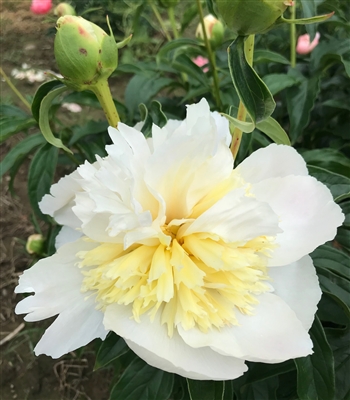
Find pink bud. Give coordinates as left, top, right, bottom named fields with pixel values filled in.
left=192, top=56, right=209, bottom=73
left=30, top=0, right=52, bottom=15
left=296, top=32, right=321, bottom=55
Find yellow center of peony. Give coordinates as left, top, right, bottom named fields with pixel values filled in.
left=78, top=171, right=276, bottom=336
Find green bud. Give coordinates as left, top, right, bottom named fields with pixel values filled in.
left=196, top=14, right=225, bottom=49
left=26, top=234, right=45, bottom=255
left=216, top=0, right=293, bottom=35
left=54, top=16, right=119, bottom=90
left=54, top=3, right=76, bottom=17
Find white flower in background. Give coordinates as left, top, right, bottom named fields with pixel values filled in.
left=15, top=99, right=344, bottom=380
left=62, top=103, right=83, bottom=113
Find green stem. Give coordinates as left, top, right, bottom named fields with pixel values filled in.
left=290, top=3, right=296, bottom=68
left=0, top=66, right=32, bottom=112
left=230, top=35, right=255, bottom=159
left=168, top=7, right=179, bottom=39
left=149, top=1, right=172, bottom=41
left=66, top=152, right=81, bottom=166
left=196, top=0, right=222, bottom=110
left=90, top=79, right=120, bottom=128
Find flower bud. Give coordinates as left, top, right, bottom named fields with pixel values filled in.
left=54, top=3, right=76, bottom=17
left=216, top=0, right=293, bottom=36
left=30, top=0, right=52, bottom=15
left=196, top=14, right=224, bottom=49
left=26, top=234, right=45, bottom=255
left=296, top=32, right=320, bottom=55
left=54, top=16, right=119, bottom=90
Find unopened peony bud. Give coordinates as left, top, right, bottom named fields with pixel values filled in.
left=196, top=14, right=224, bottom=49
left=296, top=32, right=320, bottom=54
left=26, top=234, right=45, bottom=255
left=216, top=0, right=293, bottom=35
left=54, top=3, right=76, bottom=17
left=54, top=16, right=119, bottom=91
left=30, top=0, right=52, bottom=15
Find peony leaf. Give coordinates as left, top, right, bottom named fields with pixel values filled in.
left=38, top=86, right=71, bottom=153
left=110, top=357, right=174, bottom=400
left=263, top=74, right=300, bottom=96
left=0, top=117, right=37, bottom=143
left=300, top=0, right=318, bottom=40
left=253, top=50, right=290, bottom=65
left=31, top=80, right=64, bottom=122
left=281, top=12, right=334, bottom=26
left=0, top=133, right=46, bottom=178
left=28, top=143, right=58, bottom=221
left=187, top=380, right=225, bottom=400
left=156, top=38, right=201, bottom=62
left=228, top=36, right=275, bottom=124
left=256, top=117, right=291, bottom=145
left=221, top=112, right=255, bottom=133
left=311, top=244, right=350, bottom=280
left=295, top=316, right=335, bottom=400
left=286, top=69, right=320, bottom=144
left=94, top=333, right=129, bottom=371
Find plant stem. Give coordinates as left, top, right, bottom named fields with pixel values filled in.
left=290, top=2, right=296, bottom=68
left=90, top=79, right=120, bottom=128
left=0, top=66, right=32, bottom=112
left=149, top=1, right=172, bottom=41
left=168, top=7, right=179, bottom=39
left=196, top=0, right=222, bottom=110
left=230, top=35, right=255, bottom=159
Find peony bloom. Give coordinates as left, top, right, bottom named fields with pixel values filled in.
left=30, top=0, right=52, bottom=15
left=15, top=99, right=343, bottom=380
left=192, top=56, right=209, bottom=73
left=296, top=32, right=321, bottom=55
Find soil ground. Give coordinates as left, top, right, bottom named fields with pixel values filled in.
left=0, top=2, right=119, bottom=399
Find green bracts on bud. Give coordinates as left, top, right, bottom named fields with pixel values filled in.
left=216, top=0, right=292, bottom=35
left=54, top=16, right=120, bottom=91
left=54, top=3, right=76, bottom=17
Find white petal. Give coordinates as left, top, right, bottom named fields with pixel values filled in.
left=15, top=240, right=107, bottom=358
left=268, top=256, right=322, bottom=330
left=238, top=144, right=308, bottom=183
left=39, top=170, right=82, bottom=229
left=55, top=226, right=83, bottom=249
left=103, top=303, right=247, bottom=380
left=179, top=293, right=313, bottom=363
left=183, top=189, right=281, bottom=242
left=251, top=175, right=344, bottom=266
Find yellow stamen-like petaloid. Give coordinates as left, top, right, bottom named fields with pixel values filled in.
left=79, top=170, right=277, bottom=336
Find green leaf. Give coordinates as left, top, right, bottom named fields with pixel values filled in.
left=237, top=377, right=279, bottom=400
left=0, top=133, right=46, bottom=178
left=0, top=104, right=29, bottom=118
left=139, top=101, right=168, bottom=138
left=228, top=36, right=275, bottom=124
left=340, top=201, right=350, bottom=228
left=187, top=380, right=225, bottom=400
left=254, top=50, right=290, bottom=65
left=301, top=149, right=350, bottom=178
left=263, top=74, right=300, bottom=96
left=221, top=112, right=255, bottom=133
left=31, top=80, right=64, bottom=122
left=156, top=38, right=200, bottom=62
left=0, top=117, right=37, bottom=143
left=336, top=227, right=350, bottom=252
left=311, top=244, right=350, bottom=280
left=94, top=333, right=129, bottom=370
left=69, top=120, right=109, bottom=145
left=180, top=3, right=199, bottom=33
left=307, top=165, right=350, bottom=202
left=295, top=316, right=335, bottom=400
left=300, top=0, right=318, bottom=40
left=317, top=267, right=350, bottom=309
left=172, top=54, right=210, bottom=87
left=28, top=144, right=58, bottom=220
left=110, top=357, right=174, bottom=400
left=256, top=117, right=291, bottom=145
left=286, top=70, right=320, bottom=144
left=38, top=86, right=71, bottom=153
left=281, top=12, right=334, bottom=26
left=125, top=74, right=173, bottom=118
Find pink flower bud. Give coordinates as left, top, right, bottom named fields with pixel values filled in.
left=30, top=0, right=52, bottom=14
left=192, top=56, right=209, bottom=73
left=296, top=32, right=321, bottom=55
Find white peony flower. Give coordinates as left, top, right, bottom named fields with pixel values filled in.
left=15, top=99, right=344, bottom=380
